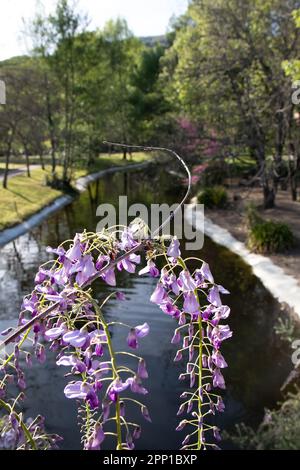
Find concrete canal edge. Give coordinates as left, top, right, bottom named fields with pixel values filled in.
left=74, top=160, right=152, bottom=192
left=185, top=202, right=300, bottom=321
left=0, top=161, right=152, bottom=247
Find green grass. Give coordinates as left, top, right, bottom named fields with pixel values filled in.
left=0, top=168, right=62, bottom=230
left=225, top=155, right=257, bottom=174
left=0, top=152, right=151, bottom=231
left=0, top=163, right=26, bottom=170
left=74, top=151, right=151, bottom=177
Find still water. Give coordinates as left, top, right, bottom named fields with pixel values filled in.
left=0, top=166, right=294, bottom=449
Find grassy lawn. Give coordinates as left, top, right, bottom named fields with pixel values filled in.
left=225, top=155, right=257, bottom=174
left=0, top=152, right=151, bottom=231
left=73, top=151, right=151, bottom=177
left=0, top=163, right=26, bottom=170
left=0, top=168, right=62, bottom=230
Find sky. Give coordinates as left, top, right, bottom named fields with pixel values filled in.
left=0, top=0, right=189, bottom=61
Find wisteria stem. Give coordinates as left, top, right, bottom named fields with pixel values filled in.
left=195, top=289, right=203, bottom=449
left=0, top=399, right=37, bottom=450
left=88, top=296, right=123, bottom=450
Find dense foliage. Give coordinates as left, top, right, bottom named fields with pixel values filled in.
left=228, top=390, right=300, bottom=450
left=0, top=1, right=172, bottom=186
left=161, top=0, right=300, bottom=207
left=248, top=220, right=294, bottom=253
left=2, top=0, right=300, bottom=205
left=246, top=205, right=294, bottom=253
left=198, top=187, right=228, bottom=209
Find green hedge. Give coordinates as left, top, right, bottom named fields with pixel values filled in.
left=198, top=186, right=228, bottom=209
left=245, top=204, right=294, bottom=254
left=248, top=220, right=294, bottom=253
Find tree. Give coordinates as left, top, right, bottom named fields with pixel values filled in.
left=0, top=65, right=34, bottom=188
left=128, top=42, right=171, bottom=145
left=30, top=0, right=87, bottom=182
left=100, top=19, right=142, bottom=159
left=282, top=9, right=300, bottom=201
left=162, top=0, right=300, bottom=208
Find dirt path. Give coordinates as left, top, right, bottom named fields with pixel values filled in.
left=0, top=165, right=42, bottom=182
left=206, top=184, right=300, bottom=284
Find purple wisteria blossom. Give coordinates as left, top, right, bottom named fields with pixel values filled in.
left=127, top=323, right=150, bottom=349
left=178, top=270, right=197, bottom=292
left=161, top=269, right=180, bottom=295
left=183, top=292, right=200, bottom=315
left=150, top=284, right=166, bottom=304
left=119, top=228, right=138, bottom=251
left=117, top=254, right=141, bottom=273
left=200, top=262, right=214, bottom=284
left=101, top=267, right=116, bottom=286
left=63, top=330, right=88, bottom=348
left=85, top=424, right=105, bottom=450
left=139, top=260, right=159, bottom=277
left=44, top=324, right=67, bottom=341
left=64, top=381, right=90, bottom=399
left=75, top=255, right=98, bottom=286
left=167, top=238, right=181, bottom=259
left=148, top=249, right=231, bottom=450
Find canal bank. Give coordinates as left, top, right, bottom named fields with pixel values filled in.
left=185, top=200, right=300, bottom=321
left=0, top=160, right=153, bottom=247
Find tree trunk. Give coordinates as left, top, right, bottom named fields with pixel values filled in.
left=44, top=73, right=57, bottom=174
left=123, top=149, right=127, bottom=160
left=289, top=157, right=299, bottom=202
left=51, top=146, right=56, bottom=174
left=25, top=150, right=31, bottom=177
left=291, top=180, right=297, bottom=201
left=39, top=153, right=45, bottom=170
left=3, top=148, right=10, bottom=189
left=263, top=184, right=276, bottom=209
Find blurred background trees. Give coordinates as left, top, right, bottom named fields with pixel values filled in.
left=161, top=0, right=300, bottom=208
left=1, top=0, right=300, bottom=206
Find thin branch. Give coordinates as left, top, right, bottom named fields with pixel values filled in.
left=103, top=141, right=192, bottom=237
left=0, top=243, right=142, bottom=349
left=0, top=143, right=190, bottom=349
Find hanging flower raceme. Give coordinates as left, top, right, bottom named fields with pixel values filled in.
left=143, top=239, right=231, bottom=450
left=0, top=225, right=231, bottom=451
left=0, top=228, right=151, bottom=450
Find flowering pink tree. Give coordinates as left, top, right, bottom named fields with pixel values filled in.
left=175, top=117, right=202, bottom=159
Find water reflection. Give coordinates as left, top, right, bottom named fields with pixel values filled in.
left=0, top=168, right=294, bottom=449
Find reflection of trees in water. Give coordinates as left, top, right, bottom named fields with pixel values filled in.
left=0, top=168, right=293, bottom=444
left=87, top=180, right=100, bottom=213
left=64, top=205, right=76, bottom=240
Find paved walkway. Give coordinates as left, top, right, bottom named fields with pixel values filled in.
left=0, top=165, right=42, bottom=182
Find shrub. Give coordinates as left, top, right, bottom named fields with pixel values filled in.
left=248, top=220, right=294, bottom=253
left=45, top=172, right=77, bottom=194
left=245, top=203, right=263, bottom=228
left=198, top=186, right=228, bottom=209
left=226, top=390, right=300, bottom=450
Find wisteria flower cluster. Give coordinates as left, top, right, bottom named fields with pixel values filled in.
left=0, top=225, right=231, bottom=451
left=141, top=238, right=231, bottom=450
